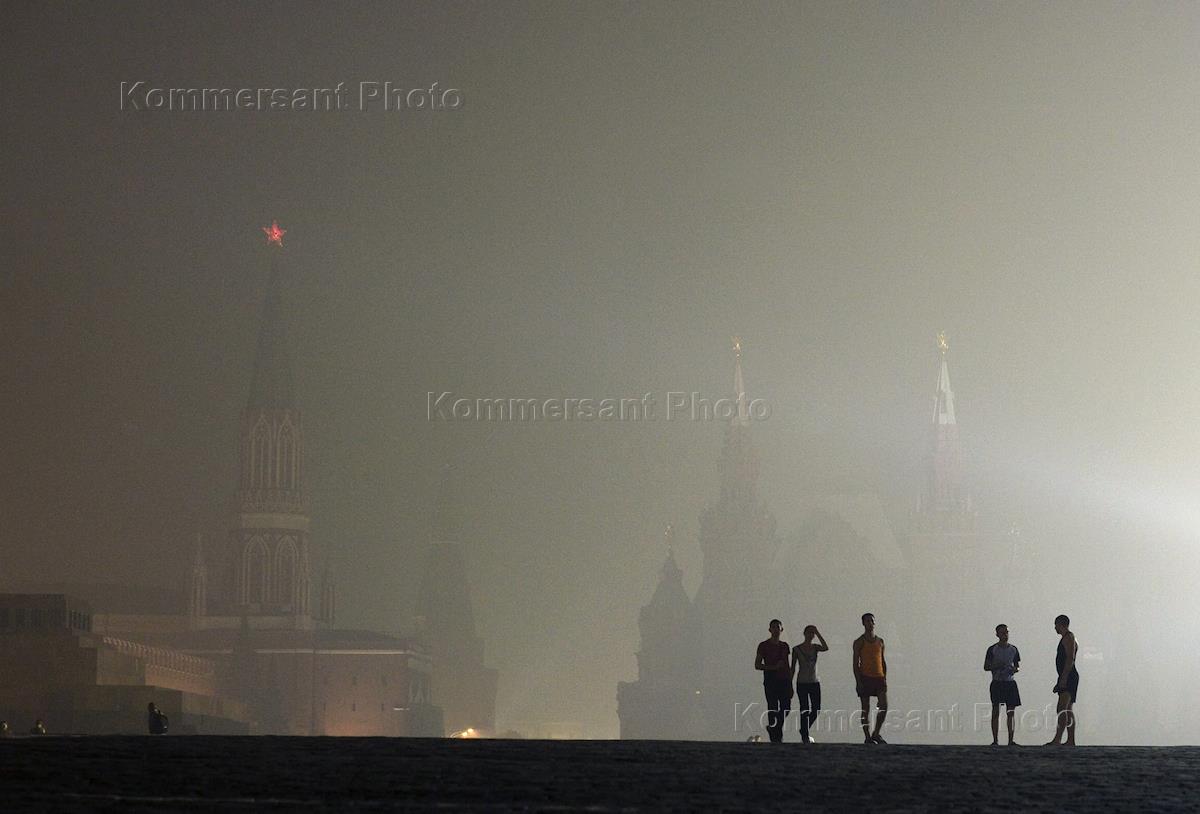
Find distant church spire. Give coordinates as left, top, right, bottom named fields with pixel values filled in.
left=717, top=337, right=759, bottom=505
left=646, top=524, right=691, bottom=620
left=616, top=521, right=702, bottom=738
left=918, top=331, right=972, bottom=522
left=661, top=524, right=681, bottom=577
left=695, top=336, right=776, bottom=606
left=731, top=336, right=749, bottom=427
left=933, top=330, right=956, bottom=426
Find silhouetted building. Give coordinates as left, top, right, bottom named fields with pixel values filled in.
left=617, top=340, right=779, bottom=740
left=5, top=231, right=443, bottom=736
left=0, top=594, right=250, bottom=734
left=617, top=526, right=703, bottom=738
left=415, top=466, right=499, bottom=736
left=221, top=249, right=312, bottom=622
left=692, top=341, right=779, bottom=739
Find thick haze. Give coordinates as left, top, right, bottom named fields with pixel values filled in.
left=3, top=2, right=1200, bottom=739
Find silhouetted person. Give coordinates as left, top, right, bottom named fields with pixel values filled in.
left=29, top=719, right=45, bottom=735
left=984, top=624, right=1021, bottom=745
left=791, top=625, right=828, bottom=744
left=147, top=702, right=169, bottom=735
left=852, top=613, right=888, bottom=744
left=754, top=619, right=792, bottom=743
left=1045, top=614, right=1079, bottom=746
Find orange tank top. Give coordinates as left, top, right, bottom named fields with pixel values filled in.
left=860, top=637, right=884, bottom=677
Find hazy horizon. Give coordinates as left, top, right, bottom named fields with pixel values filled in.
left=4, top=1, right=1200, bottom=739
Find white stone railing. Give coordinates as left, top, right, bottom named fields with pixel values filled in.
left=101, top=636, right=217, bottom=694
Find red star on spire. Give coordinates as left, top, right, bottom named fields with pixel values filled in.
left=262, top=220, right=287, bottom=246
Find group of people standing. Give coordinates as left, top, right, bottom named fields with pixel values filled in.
left=755, top=613, right=1081, bottom=746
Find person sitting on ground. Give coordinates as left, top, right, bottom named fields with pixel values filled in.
left=147, top=702, right=169, bottom=735
left=0, top=720, right=9, bottom=737
left=30, top=719, right=46, bottom=735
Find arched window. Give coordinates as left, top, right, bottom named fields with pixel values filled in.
left=245, top=538, right=268, bottom=605
left=250, top=418, right=271, bottom=488
left=277, top=423, right=295, bottom=489
left=276, top=538, right=298, bottom=608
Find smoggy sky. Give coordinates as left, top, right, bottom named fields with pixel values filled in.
left=4, top=1, right=1200, bottom=737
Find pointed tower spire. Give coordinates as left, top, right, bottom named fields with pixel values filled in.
left=933, top=330, right=956, bottom=426
left=228, top=222, right=311, bottom=621
left=647, top=523, right=690, bottom=610
left=662, top=524, right=680, bottom=577
left=731, top=336, right=749, bottom=427
left=918, top=331, right=971, bottom=522
left=248, top=225, right=295, bottom=409
left=619, top=519, right=701, bottom=734
left=715, top=337, right=759, bottom=505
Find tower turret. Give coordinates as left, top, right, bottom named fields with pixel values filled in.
left=915, top=331, right=974, bottom=531
left=225, top=222, right=312, bottom=622
left=416, top=465, right=498, bottom=735
left=691, top=338, right=777, bottom=739
left=696, top=337, right=776, bottom=609
left=617, top=524, right=704, bottom=739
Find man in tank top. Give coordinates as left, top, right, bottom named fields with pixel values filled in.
left=853, top=612, right=888, bottom=744
left=1045, top=614, right=1079, bottom=746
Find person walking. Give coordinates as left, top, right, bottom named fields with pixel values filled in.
left=791, top=625, right=828, bottom=744
left=852, top=613, right=888, bottom=744
left=754, top=619, right=792, bottom=743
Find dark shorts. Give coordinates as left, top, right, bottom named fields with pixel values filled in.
left=990, top=680, right=1021, bottom=708
left=1054, top=671, right=1080, bottom=704
left=857, top=675, right=887, bottom=698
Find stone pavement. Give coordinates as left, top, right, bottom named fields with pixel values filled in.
left=2, top=736, right=1198, bottom=811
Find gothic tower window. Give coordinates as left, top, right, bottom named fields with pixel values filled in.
left=250, top=418, right=271, bottom=488
left=245, top=537, right=268, bottom=605
left=276, top=537, right=298, bottom=607
left=277, top=422, right=295, bottom=490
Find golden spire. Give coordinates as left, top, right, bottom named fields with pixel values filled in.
left=732, top=335, right=742, bottom=357
left=937, top=330, right=949, bottom=356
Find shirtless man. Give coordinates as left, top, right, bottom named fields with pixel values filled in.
left=1045, top=614, right=1079, bottom=746
left=852, top=613, right=888, bottom=744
